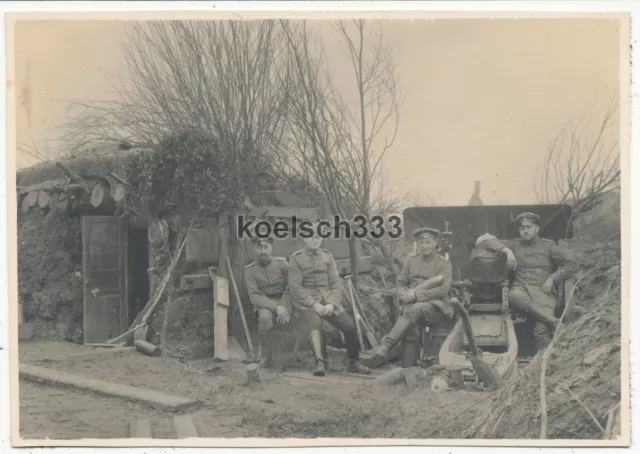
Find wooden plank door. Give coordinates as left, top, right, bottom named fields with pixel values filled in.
left=82, top=216, right=128, bottom=343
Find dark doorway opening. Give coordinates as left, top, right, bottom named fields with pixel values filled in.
left=127, top=227, right=150, bottom=325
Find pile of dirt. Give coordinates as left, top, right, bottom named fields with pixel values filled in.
left=434, top=240, right=622, bottom=440
left=159, top=293, right=214, bottom=360
left=18, top=210, right=84, bottom=342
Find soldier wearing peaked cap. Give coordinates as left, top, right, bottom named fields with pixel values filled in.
left=515, top=212, right=540, bottom=225
left=244, top=235, right=294, bottom=368
left=413, top=227, right=441, bottom=239
left=373, top=226, right=454, bottom=367
left=481, top=211, right=579, bottom=352
left=287, top=223, right=371, bottom=377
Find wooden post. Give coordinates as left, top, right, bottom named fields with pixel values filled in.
left=210, top=268, right=229, bottom=361
left=348, top=235, right=359, bottom=291
left=246, top=363, right=261, bottom=383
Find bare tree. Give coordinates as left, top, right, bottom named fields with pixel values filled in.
left=17, top=132, right=54, bottom=169
left=272, top=20, right=402, bottom=285
left=274, top=20, right=401, bottom=219
left=60, top=21, right=291, bottom=162
left=335, top=20, right=401, bottom=216
left=534, top=97, right=620, bottom=229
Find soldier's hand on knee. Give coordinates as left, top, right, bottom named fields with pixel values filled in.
left=313, top=303, right=325, bottom=316
left=324, top=304, right=334, bottom=316
left=276, top=305, right=290, bottom=324
left=399, top=290, right=416, bottom=304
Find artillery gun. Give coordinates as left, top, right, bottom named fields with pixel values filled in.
left=403, top=204, right=573, bottom=382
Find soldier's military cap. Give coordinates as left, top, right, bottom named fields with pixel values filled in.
left=413, top=227, right=440, bottom=240
left=515, top=212, right=540, bottom=226
left=251, top=236, right=274, bottom=245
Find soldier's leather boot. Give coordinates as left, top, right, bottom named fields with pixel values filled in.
left=258, top=332, right=274, bottom=368
left=347, top=360, right=371, bottom=374
left=321, top=331, right=344, bottom=372
left=374, top=316, right=413, bottom=362
left=511, top=299, right=559, bottom=336
left=401, top=340, right=421, bottom=368
left=309, top=330, right=326, bottom=376
left=400, top=326, right=421, bottom=368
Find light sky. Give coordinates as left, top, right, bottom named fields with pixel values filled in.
left=14, top=18, right=621, bottom=206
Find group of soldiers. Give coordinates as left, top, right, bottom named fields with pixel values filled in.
left=243, top=212, right=579, bottom=377
left=244, top=230, right=371, bottom=376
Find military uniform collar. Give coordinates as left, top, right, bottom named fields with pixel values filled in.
left=257, top=257, right=273, bottom=267
left=416, top=251, right=437, bottom=261
left=304, top=247, right=322, bottom=256
left=519, top=236, right=540, bottom=246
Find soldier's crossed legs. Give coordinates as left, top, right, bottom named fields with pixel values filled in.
left=508, top=286, right=557, bottom=351
left=401, top=300, right=446, bottom=326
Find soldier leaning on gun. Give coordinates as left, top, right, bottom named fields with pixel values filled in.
left=244, top=236, right=294, bottom=368
left=481, top=212, right=579, bottom=351
left=373, top=227, right=454, bottom=366
left=287, top=227, right=371, bottom=377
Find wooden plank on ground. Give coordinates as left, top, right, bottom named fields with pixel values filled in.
left=279, top=373, right=334, bottom=386
left=19, top=363, right=199, bottom=412
left=332, top=371, right=378, bottom=381
left=129, top=419, right=153, bottom=438
left=173, top=415, right=199, bottom=438
left=280, top=371, right=364, bottom=385
left=57, top=346, right=134, bottom=360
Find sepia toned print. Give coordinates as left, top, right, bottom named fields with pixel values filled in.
left=7, top=9, right=630, bottom=447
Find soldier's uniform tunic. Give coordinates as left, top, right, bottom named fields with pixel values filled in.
left=396, top=252, right=454, bottom=324
left=245, top=256, right=293, bottom=332
left=483, top=236, right=579, bottom=343
left=288, top=247, right=361, bottom=360
left=373, top=226, right=452, bottom=366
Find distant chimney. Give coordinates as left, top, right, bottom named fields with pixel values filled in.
left=468, top=180, right=483, bottom=206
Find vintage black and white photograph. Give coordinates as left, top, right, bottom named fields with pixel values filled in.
left=7, top=7, right=630, bottom=446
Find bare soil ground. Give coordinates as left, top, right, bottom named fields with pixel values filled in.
left=16, top=240, right=621, bottom=441
left=18, top=341, right=483, bottom=440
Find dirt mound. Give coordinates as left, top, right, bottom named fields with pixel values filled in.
left=159, top=293, right=214, bottom=360
left=434, top=240, right=622, bottom=440
left=18, top=210, right=84, bottom=342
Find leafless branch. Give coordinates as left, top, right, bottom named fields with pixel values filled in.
left=273, top=20, right=401, bottom=219
left=58, top=21, right=291, bottom=167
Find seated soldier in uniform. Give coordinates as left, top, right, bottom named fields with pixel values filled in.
left=481, top=212, right=579, bottom=351
left=287, top=227, right=371, bottom=376
left=244, top=236, right=294, bottom=368
left=373, top=227, right=454, bottom=366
